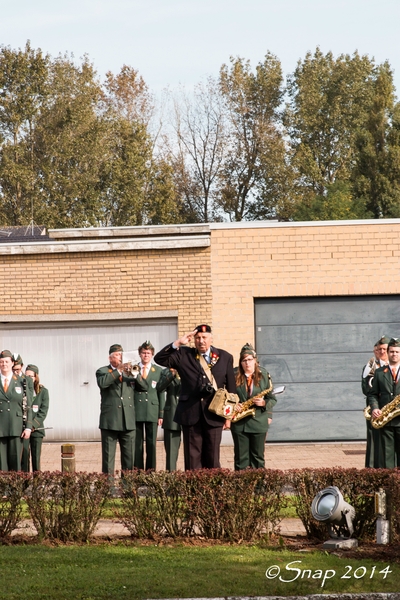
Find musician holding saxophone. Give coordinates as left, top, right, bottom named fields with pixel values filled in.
left=230, top=343, right=277, bottom=470
left=367, top=337, right=400, bottom=469
left=362, top=335, right=389, bottom=468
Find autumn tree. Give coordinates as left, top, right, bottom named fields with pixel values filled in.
left=217, top=54, right=291, bottom=221
left=32, top=54, right=107, bottom=228
left=0, top=41, right=49, bottom=225
left=285, top=49, right=376, bottom=206
left=165, top=78, right=227, bottom=223
left=351, top=62, right=400, bottom=218
left=100, top=66, right=179, bottom=226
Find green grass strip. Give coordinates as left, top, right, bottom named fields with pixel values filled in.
left=0, top=543, right=398, bottom=598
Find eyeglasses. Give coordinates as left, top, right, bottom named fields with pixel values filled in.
left=241, top=357, right=255, bottom=363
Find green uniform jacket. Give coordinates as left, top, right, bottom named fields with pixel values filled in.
left=96, top=365, right=136, bottom=431
left=231, top=367, right=277, bottom=434
left=134, top=364, right=166, bottom=422
left=31, top=385, right=49, bottom=438
left=157, top=369, right=181, bottom=431
left=0, top=374, right=33, bottom=436
left=367, top=365, right=400, bottom=426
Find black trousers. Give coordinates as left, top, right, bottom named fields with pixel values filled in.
left=182, top=411, right=223, bottom=470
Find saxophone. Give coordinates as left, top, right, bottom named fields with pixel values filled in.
left=364, top=394, right=400, bottom=429
left=232, top=377, right=273, bottom=422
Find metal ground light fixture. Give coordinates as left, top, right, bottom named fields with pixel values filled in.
left=311, top=486, right=358, bottom=549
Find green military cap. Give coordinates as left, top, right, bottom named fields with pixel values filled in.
left=377, top=335, right=391, bottom=345
left=0, top=350, right=14, bottom=359
left=109, top=344, right=123, bottom=354
left=388, top=338, right=400, bottom=348
left=240, top=342, right=257, bottom=359
left=138, top=340, right=155, bottom=353
left=26, top=364, right=39, bottom=374
left=13, top=353, right=23, bottom=365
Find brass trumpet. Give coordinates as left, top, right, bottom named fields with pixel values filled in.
left=121, top=351, right=141, bottom=378
left=121, top=362, right=140, bottom=378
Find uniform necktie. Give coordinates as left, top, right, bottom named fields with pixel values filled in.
left=3, top=378, right=8, bottom=392
left=142, top=366, right=148, bottom=379
left=202, top=354, right=209, bottom=364
left=246, top=374, right=253, bottom=398
left=392, top=368, right=397, bottom=382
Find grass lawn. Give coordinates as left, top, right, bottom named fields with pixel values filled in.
left=0, top=542, right=398, bottom=599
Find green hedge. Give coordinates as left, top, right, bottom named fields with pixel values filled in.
left=0, top=468, right=399, bottom=543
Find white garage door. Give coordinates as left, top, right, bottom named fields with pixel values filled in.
left=255, top=295, right=400, bottom=442
left=0, top=318, right=177, bottom=441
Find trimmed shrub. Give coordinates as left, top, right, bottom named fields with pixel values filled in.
left=116, top=468, right=287, bottom=541
left=0, top=471, right=30, bottom=540
left=25, top=471, right=111, bottom=542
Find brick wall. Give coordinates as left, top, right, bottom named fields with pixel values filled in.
left=210, top=221, right=400, bottom=361
left=0, top=246, right=212, bottom=336
left=1, top=220, right=400, bottom=364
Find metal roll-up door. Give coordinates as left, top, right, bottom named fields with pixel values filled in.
left=255, top=295, right=400, bottom=442
left=0, top=318, right=177, bottom=441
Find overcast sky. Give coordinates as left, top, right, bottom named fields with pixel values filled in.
left=1, top=0, right=400, bottom=95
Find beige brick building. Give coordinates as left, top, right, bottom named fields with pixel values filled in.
left=0, top=219, right=399, bottom=442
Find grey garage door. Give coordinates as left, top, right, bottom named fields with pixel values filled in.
left=0, top=318, right=177, bottom=441
left=255, top=295, right=400, bottom=442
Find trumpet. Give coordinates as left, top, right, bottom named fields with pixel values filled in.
left=121, top=351, right=141, bottom=378
left=121, top=362, right=140, bottom=378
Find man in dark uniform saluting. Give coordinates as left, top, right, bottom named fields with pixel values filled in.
left=154, top=325, right=236, bottom=470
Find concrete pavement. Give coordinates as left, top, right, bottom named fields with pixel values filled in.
left=41, top=440, right=367, bottom=473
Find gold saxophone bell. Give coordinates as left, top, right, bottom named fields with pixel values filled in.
left=231, top=377, right=274, bottom=423
left=208, top=377, right=282, bottom=421
left=364, top=394, right=400, bottom=429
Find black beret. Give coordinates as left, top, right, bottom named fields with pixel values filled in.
left=195, top=324, right=212, bottom=333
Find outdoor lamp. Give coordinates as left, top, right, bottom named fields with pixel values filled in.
left=311, top=486, right=356, bottom=545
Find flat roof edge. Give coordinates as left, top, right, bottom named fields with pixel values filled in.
left=0, top=235, right=210, bottom=255
left=209, top=218, right=400, bottom=229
